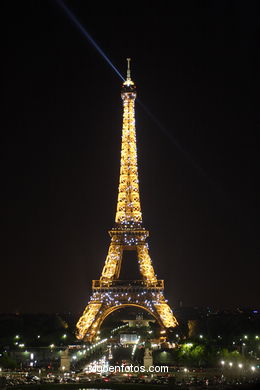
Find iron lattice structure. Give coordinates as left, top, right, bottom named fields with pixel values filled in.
left=76, top=60, right=178, bottom=341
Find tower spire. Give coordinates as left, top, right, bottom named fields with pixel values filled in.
left=127, top=57, right=131, bottom=81
left=123, top=58, right=134, bottom=87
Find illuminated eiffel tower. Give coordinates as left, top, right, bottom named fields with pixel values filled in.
left=76, top=59, right=178, bottom=341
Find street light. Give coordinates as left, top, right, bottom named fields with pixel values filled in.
left=221, top=361, right=225, bottom=366
left=229, top=362, right=233, bottom=367
left=251, top=366, right=256, bottom=372
left=238, top=363, right=243, bottom=369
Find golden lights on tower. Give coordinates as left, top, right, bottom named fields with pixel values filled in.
left=76, top=59, right=178, bottom=341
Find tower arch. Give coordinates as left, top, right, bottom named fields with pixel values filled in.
left=95, top=303, right=164, bottom=332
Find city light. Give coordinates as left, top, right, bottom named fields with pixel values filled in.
left=132, top=336, right=140, bottom=356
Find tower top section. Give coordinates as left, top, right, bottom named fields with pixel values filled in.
left=127, top=58, right=131, bottom=80
left=116, top=58, right=141, bottom=225
left=122, top=58, right=136, bottom=96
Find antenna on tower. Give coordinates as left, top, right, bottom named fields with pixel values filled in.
left=127, top=58, right=131, bottom=80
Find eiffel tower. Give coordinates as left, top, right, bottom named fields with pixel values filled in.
left=76, top=59, right=178, bottom=341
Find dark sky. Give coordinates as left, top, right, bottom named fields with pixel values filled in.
left=1, top=1, right=259, bottom=314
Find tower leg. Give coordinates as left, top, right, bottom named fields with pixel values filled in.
left=100, top=241, right=122, bottom=282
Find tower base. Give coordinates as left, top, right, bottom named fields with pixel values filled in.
left=76, top=280, right=178, bottom=341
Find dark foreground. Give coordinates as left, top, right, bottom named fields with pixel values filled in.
left=5, top=382, right=260, bottom=390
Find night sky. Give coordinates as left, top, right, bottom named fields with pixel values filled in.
left=1, top=1, right=259, bottom=314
